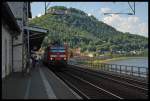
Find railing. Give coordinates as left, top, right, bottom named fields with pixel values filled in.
left=68, top=57, right=148, bottom=78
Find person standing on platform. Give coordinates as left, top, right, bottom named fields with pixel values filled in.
left=31, top=54, right=36, bottom=68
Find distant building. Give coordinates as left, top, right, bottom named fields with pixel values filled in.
left=47, top=8, right=69, bottom=15
left=88, top=53, right=94, bottom=57
left=99, top=50, right=110, bottom=54
left=130, top=50, right=136, bottom=54
left=72, top=48, right=81, bottom=56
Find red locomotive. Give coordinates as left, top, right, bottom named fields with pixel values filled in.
left=43, top=42, right=68, bottom=68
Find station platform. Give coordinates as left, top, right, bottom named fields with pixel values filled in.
left=2, top=63, right=81, bottom=99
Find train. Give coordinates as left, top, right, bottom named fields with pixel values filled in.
left=42, top=42, right=68, bottom=69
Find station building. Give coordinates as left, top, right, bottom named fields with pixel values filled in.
left=2, top=2, right=32, bottom=78
left=2, top=2, right=48, bottom=78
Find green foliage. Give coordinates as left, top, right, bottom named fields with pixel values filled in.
left=48, top=6, right=67, bottom=11
left=29, top=6, right=148, bottom=54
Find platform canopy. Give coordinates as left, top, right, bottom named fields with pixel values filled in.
left=24, top=26, right=49, bottom=52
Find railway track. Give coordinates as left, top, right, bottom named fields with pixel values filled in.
left=69, top=65, right=148, bottom=90
left=49, top=65, right=148, bottom=99
left=67, top=65, right=148, bottom=98
left=53, top=70, right=122, bottom=99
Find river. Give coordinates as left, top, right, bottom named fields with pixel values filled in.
left=106, top=57, right=148, bottom=68
left=105, top=57, right=148, bottom=77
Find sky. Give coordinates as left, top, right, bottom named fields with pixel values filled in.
left=31, top=2, right=148, bottom=37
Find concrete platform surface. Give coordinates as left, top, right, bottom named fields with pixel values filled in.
left=2, top=64, right=81, bottom=99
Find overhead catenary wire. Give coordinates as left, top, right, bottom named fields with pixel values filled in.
left=103, top=2, right=135, bottom=15
left=128, top=2, right=135, bottom=15
left=45, top=2, right=51, bottom=15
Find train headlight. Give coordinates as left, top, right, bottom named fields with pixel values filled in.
left=50, top=57, right=53, bottom=60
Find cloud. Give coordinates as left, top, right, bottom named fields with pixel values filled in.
left=31, top=11, right=45, bottom=19
left=88, top=13, right=92, bottom=16
left=101, top=8, right=148, bottom=37
left=37, top=13, right=42, bottom=17
left=100, top=7, right=112, bottom=14
left=138, top=23, right=148, bottom=37
left=37, top=12, right=44, bottom=17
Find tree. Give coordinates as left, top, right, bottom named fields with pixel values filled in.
left=29, top=6, right=148, bottom=57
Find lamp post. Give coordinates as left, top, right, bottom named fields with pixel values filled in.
left=26, top=2, right=30, bottom=73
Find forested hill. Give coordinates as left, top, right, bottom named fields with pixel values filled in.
left=29, top=6, right=148, bottom=54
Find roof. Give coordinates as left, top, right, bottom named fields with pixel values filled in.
left=2, top=2, right=21, bottom=34
left=24, top=26, right=48, bottom=51
left=24, top=26, right=48, bottom=33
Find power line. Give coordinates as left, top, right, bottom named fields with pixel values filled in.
left=103, top=2, right=135, bottom=16
left=45, top=2, right=51, bottom=15
left=128, top=2, right=135, bottom=15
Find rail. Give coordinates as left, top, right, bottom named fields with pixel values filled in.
left=68, top=58, right=148, bottom=78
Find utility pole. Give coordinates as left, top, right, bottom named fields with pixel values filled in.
left=45, top=2, right=51, bottom=15
left=128, top=2, right=135, bottom=15
left=134, top=2, right=135, bottom=15
left=27, top=2, right=30, bottom=59
left=45, top=2, right=46, bottom=15
left=26, top=2, right=30, bottom=74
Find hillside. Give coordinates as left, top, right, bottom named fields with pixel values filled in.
left=29, top=6, right=148, bottom=55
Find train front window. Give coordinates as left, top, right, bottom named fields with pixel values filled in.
left=50, top=49, right=65, bottom=52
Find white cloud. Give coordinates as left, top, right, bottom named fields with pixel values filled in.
left=100, top=7, right=112, bottom=14
left=37, top=12, right=44, bottom=17
left=101, top=8, right=148, bottom=37
left=31, top=11, right=44, bottom=18
left=138, top=23, right=148, bottom=37
left=31, top=12, right=44, bottom=19
left=88, top=13, right=91, bottom=16
left=37, top=13, right=42, bottom=17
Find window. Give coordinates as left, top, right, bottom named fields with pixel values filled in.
left=50, top=49, right=65, bottom=52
